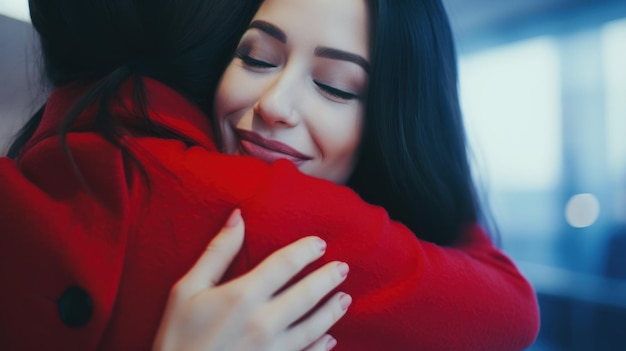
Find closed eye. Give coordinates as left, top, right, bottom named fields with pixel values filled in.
left=314, top=81, right=358, bottom=101
left=236, top=52, right=277, bottom=69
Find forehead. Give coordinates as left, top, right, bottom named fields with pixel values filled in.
left=252, top=0, right=370, bottom=58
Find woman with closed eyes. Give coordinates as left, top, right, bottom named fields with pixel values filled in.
left=0, top=0, right=539, bottom=350
left=159, top=0, right=541, bottom=350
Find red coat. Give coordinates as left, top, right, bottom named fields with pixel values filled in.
left=0, top=79, right=539, bottom=350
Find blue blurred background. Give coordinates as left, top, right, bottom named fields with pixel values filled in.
left=446, top=0, right=626, bottom=350
left=1, top=0, right=625, bottom=349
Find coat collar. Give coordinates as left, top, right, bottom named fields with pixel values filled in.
left=25, top=77, right=217, bottom=152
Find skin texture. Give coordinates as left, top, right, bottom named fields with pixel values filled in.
left=214, top=0, right=369, bottom=184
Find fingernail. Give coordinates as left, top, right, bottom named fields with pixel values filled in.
left=337, top=262, right=349, bottom=278
left=225, top=208, right=242, bottom=227
left=317, top=238, right=327, bottom=253
left=326, top=336, right=337, bottom=350
left=339, top=293, right=352, bottom=311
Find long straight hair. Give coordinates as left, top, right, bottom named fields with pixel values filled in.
left=347, top=0, right=483, bottom=245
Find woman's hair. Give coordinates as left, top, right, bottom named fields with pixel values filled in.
left=346, top=0, right=483, bottom=246
left=8, top=0, right=259, bottom=159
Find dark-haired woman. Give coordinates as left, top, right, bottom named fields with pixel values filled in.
left=0, top=0, right=539, bottom=350
left=162, top=0, right=541, bottom=350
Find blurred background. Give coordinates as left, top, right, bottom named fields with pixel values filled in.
left=1, top=0, right=625, bottom=349
left=446, top=1, right=626, bottom=350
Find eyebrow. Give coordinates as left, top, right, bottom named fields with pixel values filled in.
left=314, top=47, right=370, bottom=72
left=247, top=20, right=370, bottom=72
left=248, top=20, right=286, bottom=43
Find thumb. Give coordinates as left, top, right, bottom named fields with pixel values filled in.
left=185, top=208, right=245, bottom=290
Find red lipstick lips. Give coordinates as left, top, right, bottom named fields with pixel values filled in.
left=235, top=129, right=313, bottom=164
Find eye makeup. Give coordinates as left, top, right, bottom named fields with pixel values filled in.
left=235, top=33, right=284, bottom=70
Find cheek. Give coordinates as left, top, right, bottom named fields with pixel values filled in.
left=315, top=106, right=363, bottom=165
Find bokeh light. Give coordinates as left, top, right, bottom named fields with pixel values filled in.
left=565, top=193, right=601, bottom=228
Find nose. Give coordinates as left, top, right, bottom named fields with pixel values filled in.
left=253, top=72, right=300, bottom=128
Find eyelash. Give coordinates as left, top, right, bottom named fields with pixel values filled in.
left=314, top=81, right=358, bottom=101
left=236, top=52, right=276, bottom=69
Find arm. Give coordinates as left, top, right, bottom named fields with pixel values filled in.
left=218, top=160, right=540, bottom=351
left=138, top=133, right=539, bottom=350
left=130, top=132, right=539, bottom=350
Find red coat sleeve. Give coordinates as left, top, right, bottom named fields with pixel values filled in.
left=0, top=131, right=538, bottom=351
left=136, top=139, right=540, bottom=350
left=201, top=160, right=541, bottom=351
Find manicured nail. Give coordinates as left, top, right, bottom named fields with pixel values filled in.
left=326, top=336, right=337, bottom=350
left=225, top=209, right=242, bottom=227
left=317, top=238, right=327, bottom=253
left=339, top=293, right=352, bottom=311
left=337, top=262, right=349, bottom=278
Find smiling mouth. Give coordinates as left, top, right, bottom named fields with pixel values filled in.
left=235, top=129, right=313, bottom=165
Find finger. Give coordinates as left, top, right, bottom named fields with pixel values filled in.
left=265, top=261, right=349, bottom=331
left=282, top=292, right=351, bottom=350
left=181, top=209, right=245, bottom=291
left=243, top=236, right=327, bottom=297
left=301, top=334, right=337, bottom=351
